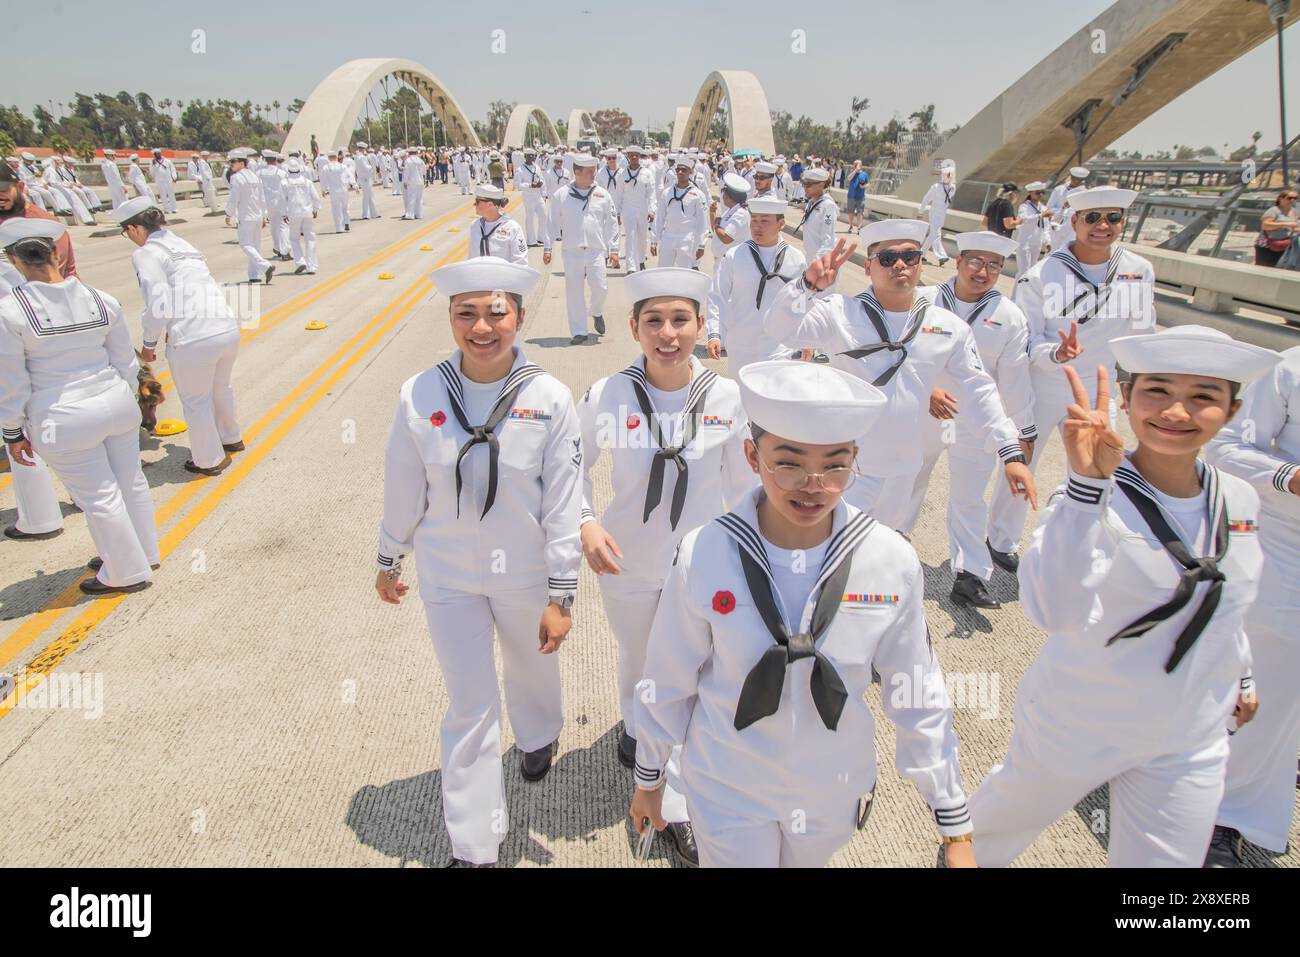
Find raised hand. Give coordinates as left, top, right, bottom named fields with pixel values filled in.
left=802, top=238, right=858, bottom=290
left=1054, top=321, right=1083, bottom=363
left=1062, top=366, right=1125, bottom=479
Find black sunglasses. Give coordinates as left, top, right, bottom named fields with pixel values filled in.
left=1082, top=210, right=1124, bottom=225
left=870, top=248, right=923, bottom=267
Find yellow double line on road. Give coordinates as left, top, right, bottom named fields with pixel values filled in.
left=0, top=199, right=475, bottom=492
left=0, top=224, right=490, bottom=718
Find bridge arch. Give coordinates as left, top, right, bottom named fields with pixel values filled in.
left=282, top=57, right=480, bottom=154
left=676, top=70, right=774, bottom=156
left=566, top=109, right=597, bottom=147
left=503, top=104, right=561, bottom=150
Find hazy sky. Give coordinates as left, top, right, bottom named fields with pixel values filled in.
left=7, top=0, right=1297, bottom=155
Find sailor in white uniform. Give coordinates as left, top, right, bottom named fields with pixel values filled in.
left=916, top=161, right=955, bottom=265
left=100, top=150, right=129, bottom=209
left=794, top=167, right=838, bottom=263
left=986, top=187, right=1155, bottom=572
left=1203, top=345, right=1300, bottom=865
left=543, top=153, right=618, bottom=343
left=196, top=151, right=218, bottom=211
left=282, top=159, right=321, bottom=275
left=617, top=146, right=658, bottom=272
left=257, top=152, right=290, bottom=258
left=468, top=185, right=528, bottom=265
left=224, top=150, right=274, bottom=285
left=970, top=327, right=1279, bottom=867
left=1047, top=166, right=1090, bottom=251
left=15, top=153, right=66, bottom=214
left=579, top=267, right=755, bottom=866
left=630, top=360, right=977, bottom=868
left=401, top=149, right=426, bottom=220
left=374, top=257, right=583, bottom=867
left=749, top=161, right=778, bottom=201
left=706, top=196, right=806, bottom=374
left=513, top=149, right=548, bottom=247
left=543, top=154, right=570, bottom=202
left=906, top=231, right=1037, bottom=609
left=708, top=173, right=751, bottom=271
left=1016, top=182, right=1050, bottom=277
left=764, top=221, right=1036, bottom=530
left=150, top=149, right=178, bottom=214
left=126, top=154, right=155, bottom=203
left=0, top=218, right=160, bottom=594
left=320, top=150, right=351, bottom=232
left=354, top=143, right=378, bottom=220
left=113, top=198, right=243, bottom=476
left=652, top=158, right=709, bottom=270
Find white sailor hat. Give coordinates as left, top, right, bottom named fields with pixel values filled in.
left=1111, top=326, right=1281, bottom=387
left=152, top=147, right=162, bottom=153
left=753, top=161, right=777, bottom=175
left=801, top=167, right=830, bottom=183
left=624, top=145, right=642, bottom=154
left=625, top=266, right=712, bottom=309
left=748, top=196, right=787, bottom=215
left=261, top=149, right=276, bottom=158
left=859, top=218, right=929, bottom=249
left=955, top=230, right=1017, bottom=257
left=571, top=153, right=598, bottom=168
left=673, top=155, right=693, bottom=169
left=285, top=159, right=303, bottom=173
left=474, top=183, right=506, bottom=201
left=63, top=155, right=77, bottom=162
left=1024, top=181, right=1048, bottom=192
left=739, top=360, right=886, bottom=445
left=200, top=150, right=210, bottom=156
left=551, top=153, right=564, bottom=162
left=129, top=153, right=140, bottom=160
left=357, top=141, right=368, bottom=148
left=21, top=152, right=35, bottom=160
left=103, top=149, right=116, bottom=156
left=227, top=148, right=249, bottom=160
left=649, top=145, right=661, bottom=153
left=110, top=196, right=162, bottom=224
left=0, top=216, right=65, bottom=250
left=1069, top=186, right=1137, bottom=211
left=775, top=155, right=786, bottom=164
left=601, top=148, right=618, bottom=158
left=524, top=146, right=537, bottom=154
left=430, top=256, right=541, bottom=299
left=721, top=172, right=750, bottom=194
left=1069, top=166, right=1090, bottom=179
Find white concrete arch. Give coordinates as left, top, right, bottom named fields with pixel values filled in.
left=503, top=104, right=561, bottom=150
left=676, top=70, right=774, bottom=156
left=566, top=109, right=596, bottom=147
left=282, top=57, right=481, bottom=154
left=670, top=106, right=691, bottom=150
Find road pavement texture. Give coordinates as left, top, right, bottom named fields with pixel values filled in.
left=0, top=185, right=1294, bottom=868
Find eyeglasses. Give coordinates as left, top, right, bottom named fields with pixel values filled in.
left=758, top=455, right=857, bottom=492
left=1282, top=194, right=1298, bottom=201
left=869, top=248, right=923, bottom=268
left=961, top=255, right=1003, bottom=274
left=1082, top=210, right=1125, bottom=225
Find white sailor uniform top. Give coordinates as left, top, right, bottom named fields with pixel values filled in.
left=796, top=193, right=839, bottom=261
left=919, top=279, right=1037, bottom=443
left=1018, top=459, right=1261, bottom=755
left=706, top=240, right=807, bottom=363
left=468, top=215, right=528, bottom=265
left=634, top=489, right=972, bottom=835
left=577, top=355, right=755, bottom=586
left=765, top=280, right=1023, bottom=478
left=131, top=229, right=239, bottom=350
left=376, top=346, right=583, bottom=599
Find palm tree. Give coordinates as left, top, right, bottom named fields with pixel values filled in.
left=273, top=100, right=281, bottom=126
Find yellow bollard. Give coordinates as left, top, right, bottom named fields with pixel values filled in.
left=378, top=272, right=394, bottom=279
left=305, top=321, right=327, bottom=330
left=154, top=420, right=188, bottom=436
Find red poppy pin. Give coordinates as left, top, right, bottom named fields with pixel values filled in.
left=626, top=414, right=640, bottom=430
left=712, top=591, right=736, bottom=615
left=430, top=411, right=446, bottom=427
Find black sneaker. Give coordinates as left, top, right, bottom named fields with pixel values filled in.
left=264, top=264, right=275, bottom=285
left=569, top=334, right=586, bottom=345
left=445, top=857, right=491, bottom=868
left=663, top=821, right=699, bottom=867
left=4, top=524, right=62, bottom=541
left=986, top=539, right=1019, bottom=573
left=617, top=726, right=636, bottom=770
left=593, top=315, right=606, bottom=335
left=344, top=223, right=350, bottom=231
left=951, top=571, right=1000, bottom=609
left=222, top=441, right=246, bottom=453
left=1203, top=825, right=1243, bottom=868
left=520, top=740, right=557, bottom=782
left=294, top=265, right=306, bottom=275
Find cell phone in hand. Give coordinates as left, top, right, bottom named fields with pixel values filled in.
left=636, top=818, right=655, bottom=861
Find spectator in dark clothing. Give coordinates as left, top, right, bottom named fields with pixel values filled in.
left=982, top=183, right=1021, bottom=238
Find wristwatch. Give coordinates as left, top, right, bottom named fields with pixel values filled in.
left=941, top=833, right=974, bottom=845
left=549, top=594, right=575, bottom=610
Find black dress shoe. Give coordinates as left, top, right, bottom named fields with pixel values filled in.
left=593, top=315, right=606, bottom=335
left=663, top=821, right=699, bottom=867
left=223, top=441, right=245, bottom=453
left=88, top=557, right=159, bottom=572
left=344, top=223, right=350, bottom=231
left=184, top=456, right=231, bottom=476
left=569, top=334, right=586, bottom=345
left=294, top=265, right=306, bottom=275
left=4, top=524, right=62, bottom=541
left=80, top=577, right=151, bottom=595
left=264, top=264, right=275, bottom=285
left=951, top=571, right=1000, bottom=609
left=617, top=727, right=636, bottom=770
left=1204, top=825, right=1243, bottom=868
left=445, top=857, right=491, bottom=868
left=986, top=539, right=1019, bottom=573
left=520, top=740, right=557, bottom=782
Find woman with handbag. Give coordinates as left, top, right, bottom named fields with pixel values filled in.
left=1255, top=188, right=1298, bottom=268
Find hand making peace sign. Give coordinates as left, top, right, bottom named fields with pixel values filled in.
left=1062, top=365, right=1126, bottom=480
left=802, top=238, right=858, bottom=290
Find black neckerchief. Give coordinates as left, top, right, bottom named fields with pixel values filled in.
left=796, top=197, right=824, bottom=235
left=618, top=359, right=717, bottom=530
left=524, top=162, right=539, bottom=185
left=436, top=357, right=546, bottom=519
left=935, top=279, right=1001, bottom=326
left=623, top=166, right=641, bottom=185
left=1050, top=246, right=1125, bottom=324
left=1107, top=461, right=1230, bottom=673
left=568, top=185, right=593, bottom=210
left=603, top=168, right=619, bottom=190
left=477, top=217, right=504, bottom=257
left=744, top=240, right=792, bottom=309
left=719, top=506, right=876, bottom=731
left=839, top=291, right=930, bottom=386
